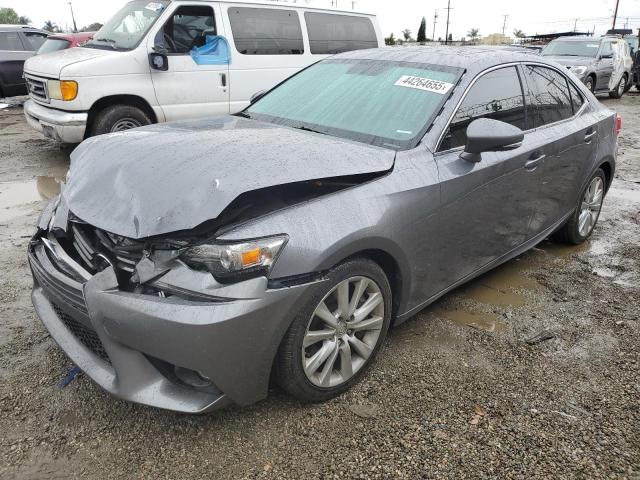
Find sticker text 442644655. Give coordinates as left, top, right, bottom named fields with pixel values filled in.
left=394, top=75, right=454, bottom=94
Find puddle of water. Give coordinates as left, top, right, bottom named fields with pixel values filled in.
left=432, top=307, right=507, bottom=333
left=538, top=236, right=609, bottom=258
left=0, top=176, right=64, bottom=223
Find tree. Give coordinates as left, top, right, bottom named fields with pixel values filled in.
left=467, top=28, right=480, bottom=43
left=0, top=7, right=19, bottom=24
left=417, top=16, right=427, bottom=43
left=401, top=29, right=412, bottom=42
left=513, top=29, right=526, bottom=38
left=384, top=33, right=396, bottom=46
left=81, top=22, right=104, bottom=32
left=18, top=15, right=31, bottom=25
left=42, top=20, right=61, bottom=33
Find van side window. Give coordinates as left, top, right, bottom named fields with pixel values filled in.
left=228, top=8, right=303, bottom=55
left=162, top=5, right=216, bottom=54
left=304, top=13, right=377, bottom=54
left=523, top=66, right=573, bottom=128
left=0, top=32, right=25, bottom=51
left=439, top=67, right=526, bottom=151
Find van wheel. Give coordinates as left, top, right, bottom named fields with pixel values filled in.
left=90, top=104, right=152, bottom=136
left=275, top=258, right=392, bottom=403
left=609, top=74, right=627, bottom=99
left=553, top=168, right=606, bottom=245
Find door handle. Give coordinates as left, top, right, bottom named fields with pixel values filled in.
left=219, top=73, right=227, bottom=88
left=584, top=130, right=597, bottom=142
left=525, top=153, right=546, bottom=171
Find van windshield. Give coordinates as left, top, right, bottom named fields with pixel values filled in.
left=541, top=40, right=600, bottom=57
left=246, top=59, right=462, bottom=150
left=85, top=0, right=169, bottom=51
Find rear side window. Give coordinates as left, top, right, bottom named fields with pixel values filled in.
left=228, top=7, right=303, bottom=55
left=23, top=32, right=48, bottom=50
left=439, top=67, right=526, bottom=151
left=305, top=13, right=377, bottom=54
left=524, top=65, right=573, bottom=128
left=0, top=32, right=24, bottom=51
left=568, top=81, right=584, bottom=114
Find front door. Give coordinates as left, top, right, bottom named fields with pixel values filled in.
left=433, top=66, right=543, bottom=290
left=148, top=3, right=229, bottom=121
left=595, top=40, right=614, bottom=91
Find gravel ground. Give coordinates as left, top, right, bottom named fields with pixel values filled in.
left=0, top=93, right=639, bottom=479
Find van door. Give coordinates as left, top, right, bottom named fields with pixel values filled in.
left=148, top=3, right=229, bottom=121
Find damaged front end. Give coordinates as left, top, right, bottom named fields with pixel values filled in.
left=27, top=195, right=324, bottom=413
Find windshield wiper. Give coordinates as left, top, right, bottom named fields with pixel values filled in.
left=235, top=111, right=252, bottom=119
left=94, top=38, right=119, bottom=50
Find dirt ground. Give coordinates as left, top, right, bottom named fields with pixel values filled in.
left=0, top=92, right=639, bottom=480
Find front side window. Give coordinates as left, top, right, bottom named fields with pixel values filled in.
left=86, top=0, right=169, bottom=51
left=600, top=41, right=614, bottom=57
left=524, top=65, right=573, bottom=128
left=0, top=32, right=24, bottom=51
left=23, top=32, right=48, bottom=50
left=247, top=59, right=462, bottom=150
left=439, top=67, right=526, bottom=151
left=305, top=13, right=377, bottom=54
left=161, top=5, right=215, bottom=54
left=228, top=7, right=303, bottom=55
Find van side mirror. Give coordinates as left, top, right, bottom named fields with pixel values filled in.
left=250, top=90, right=268, bottom=104
left=149, top=45, right=169, bottom=71
left=460, top=118, right=524, bottom=163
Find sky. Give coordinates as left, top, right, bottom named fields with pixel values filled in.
left=2, top=0, right=640, bottom=40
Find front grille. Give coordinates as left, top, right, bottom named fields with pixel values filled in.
left=25, top=76, right=49, bottom=103
left=51, top=302, right=111, bottom=365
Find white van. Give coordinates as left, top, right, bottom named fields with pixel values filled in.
left=22, top=0, right=382, bottom=143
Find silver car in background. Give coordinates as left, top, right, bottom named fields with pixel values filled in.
left=29, top=47, right=619, bottom=413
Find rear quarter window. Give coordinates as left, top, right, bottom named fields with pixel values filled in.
left=228, top=7, right=303, bottom=55
left=304, top=13, right=377, bottom=54
left=0, top=32, right=24, bottom=51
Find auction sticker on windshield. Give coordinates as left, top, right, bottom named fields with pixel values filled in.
left=394, top=75, right=454, bottom=94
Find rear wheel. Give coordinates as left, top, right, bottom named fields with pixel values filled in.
left=90, top=104, right=152, bottom=137
left=275, top=258, right=392, bottom=402
left=553, top=168, right=606, bottom=244
left=609, top=74, right=627, bottom=99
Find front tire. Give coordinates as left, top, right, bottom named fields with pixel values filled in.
left=90, top=104, right=152, bottom=137
left=584, top=75, right=595, bottom=93
left=275, top=258, right=392, bottom=403
left=553, top=168, right=606, bottom=244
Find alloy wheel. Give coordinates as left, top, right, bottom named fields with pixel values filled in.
left=578, top=176, right=604, bottom=237
left=302, top=276, right=385, bottom=388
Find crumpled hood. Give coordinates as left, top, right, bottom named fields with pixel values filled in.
left=64, top=116, right=395, bottom=239
left=24, top=47, right=115, bottom=78
left=543, top=56, right=595, bottom=68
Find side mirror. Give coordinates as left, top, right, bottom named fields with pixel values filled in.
left=149, top=45, right=169, bottom=71
left=460, top=118, right=524, bottom=163
left=250, top=89, right=268, bottom=104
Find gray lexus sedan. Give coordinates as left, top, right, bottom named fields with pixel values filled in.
left=29, top=47, right=619, bottom=413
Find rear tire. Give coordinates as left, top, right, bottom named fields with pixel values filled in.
left=275, top=258, right=392, bottom=403
left=553, top=168, right=606, bottom=245
left=90, top=104, right=152, bottom=137
left=609, top=74, right=627, bottom=99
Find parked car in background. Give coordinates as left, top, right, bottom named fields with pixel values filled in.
left=28, top=47, right=619, bottom=413
left=541, top=36, right=633, bottom=98
left=22, top=0, right=382, bottom=143
left=0, top=25, right=48, bottom=98
left=36, top=32, right=95, bottom=55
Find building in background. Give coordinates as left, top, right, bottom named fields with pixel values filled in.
left=480, top=33, right=512, bottom=45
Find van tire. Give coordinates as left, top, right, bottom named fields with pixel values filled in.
left=90, top=104, right=152, bottom=137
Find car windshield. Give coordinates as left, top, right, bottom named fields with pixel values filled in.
left=246, top=59, right=462, bottom=150
left=37, top=38, right=71, bottom=55
left=541, top=40, right=600, bottom=57
left=85, top=0, right=169, bottom=51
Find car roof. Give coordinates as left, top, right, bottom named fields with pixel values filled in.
left=0, top=24, right=47, bottom=33
left=333, top=46, right=548, bottom=73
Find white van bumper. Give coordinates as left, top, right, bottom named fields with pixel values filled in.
left=24, top=100, right=88, bottom=144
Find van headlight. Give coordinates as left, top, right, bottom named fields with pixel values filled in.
left=181, top=235, right=288, bottom=280
left=48, top=80, right=78, bottom=101
left=569, top=66, right=587, bottom=76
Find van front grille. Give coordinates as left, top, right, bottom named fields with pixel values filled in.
left=25, top=76, right=49, bottom=103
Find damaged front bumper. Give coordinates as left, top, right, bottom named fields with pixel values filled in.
left=28, top=204, right=320, bottom=413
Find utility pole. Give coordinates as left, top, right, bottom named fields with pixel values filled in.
left=444, top=0, right=452, bottom=45
left=68, top=2, right=78, bottom=32
left=501, top=14, right=509, bottom=36
left=573, top=18, right=578, bottom=32
left=432, top=9, right=438, bottom=42
left=612, top=0, right=620, bottom=29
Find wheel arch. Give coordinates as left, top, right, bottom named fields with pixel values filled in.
left=85, top=95, right=158, bottom=138
left=598, top=159, right=614, bottom=192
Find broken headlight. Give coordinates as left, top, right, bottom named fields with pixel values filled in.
left=180, top=235, right=288, bottom=280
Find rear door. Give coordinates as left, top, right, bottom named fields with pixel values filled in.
left=0, top=30, right=31, bottom=95
left=520, top=64, right=597, bottom=232
left=433, top=66, right=543, bottom=287
left=149, top=3, right=230, bottom=121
